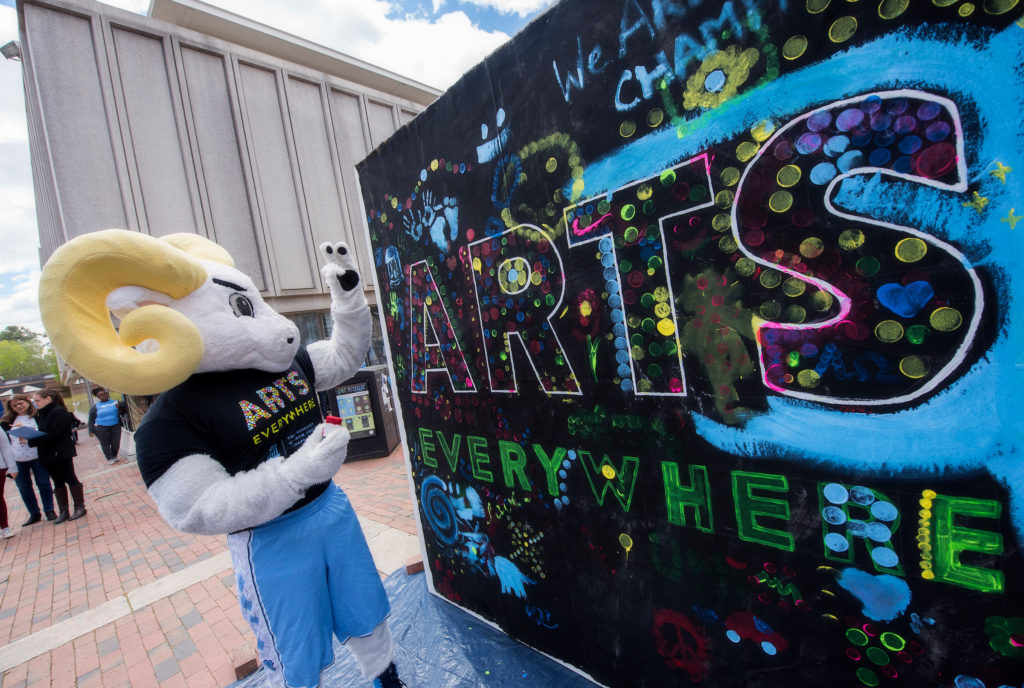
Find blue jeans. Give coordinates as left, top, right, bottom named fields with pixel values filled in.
left=14, top=459, right=54, bottom=515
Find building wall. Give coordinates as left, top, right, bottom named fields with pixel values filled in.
left=18, top=0, right=437, bottom=311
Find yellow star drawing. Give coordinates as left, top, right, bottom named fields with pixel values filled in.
left=962, top=191, right=988, bottom=214
left=990, top=161, right=1012, bottom=183
left=1002, top=208, right=1021, bottom=230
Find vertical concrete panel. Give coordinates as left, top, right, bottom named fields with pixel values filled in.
left=22, top=3, right=127, bottom=238
left=329, top=89, right=372, bottom=277
left=178, top=45, right=265, bottom=290
left=237, top=63, right=314, bottom=291
left=286, top=77, right=352, bottom=283
left=398, top=108, right=418, bottom=127
left=365, top=99, right=397, bottom=149
left=110, top=26, right=198, bottom=237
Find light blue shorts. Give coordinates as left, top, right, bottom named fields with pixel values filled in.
left=227, top=482, right=390, bottom=688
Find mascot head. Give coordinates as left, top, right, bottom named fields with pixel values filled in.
left=39, top=229, right=301, bottom=395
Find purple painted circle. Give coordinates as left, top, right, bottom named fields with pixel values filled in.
left=870, top=112, right=892, bottom=132
left=861, top=95, right=883, bottom=113
left=886, top=98, right=909, bottom=115
left=850, top=128, right=872, bottom=147
left=917, top=101, right=942, bottom=121
left=796, top=132, right=823, bottom=155
left=894, top=115, right=917, bottom=135
left=925, top=121, right=951, bottom=142
left=836, top=108, right=865, bottom=131
left=807, top=111, right=833, bottom=132
left=773, top=139, right=796, bottom=161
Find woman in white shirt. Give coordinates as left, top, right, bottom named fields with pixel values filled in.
left=0, top=395, right=56, bottom=525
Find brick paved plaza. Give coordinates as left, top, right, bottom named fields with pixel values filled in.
left=0, top=435, right=418, bottom=688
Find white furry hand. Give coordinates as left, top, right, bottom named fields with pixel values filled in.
left=319, top=241, right=364, bottom=307
left=278, top=423, right=351, bottom=489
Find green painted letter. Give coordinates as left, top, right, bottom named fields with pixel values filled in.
left=930, top=494, right=1004, bottom=593
left=661, top=462, right=713, bottom=533
left=732, top=471, right=794, bottom=552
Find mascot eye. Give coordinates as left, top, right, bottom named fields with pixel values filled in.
left=229, top=293, right=255, bottom=318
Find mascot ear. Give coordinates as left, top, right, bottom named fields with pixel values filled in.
left=107, top=286, right=174, bottom=319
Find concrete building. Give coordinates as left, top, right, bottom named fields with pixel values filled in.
left=17, top=0, right=439, bottom=354
left=15, top=0, right=439, bottom=441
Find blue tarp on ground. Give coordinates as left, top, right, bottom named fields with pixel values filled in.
left=228, top=568, right=602, bottom=688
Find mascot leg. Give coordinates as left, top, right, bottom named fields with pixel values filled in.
left=346, top=622, right=404, bottom=684
left=228, top=483, right=391, bottom=688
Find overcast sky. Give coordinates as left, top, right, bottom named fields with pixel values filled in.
left=0, top=0, right=553, bottom=335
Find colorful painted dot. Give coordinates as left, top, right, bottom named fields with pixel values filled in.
left=829, top=16, right=858, bottom=42
left=777, top=165, right=802, bottom=187
left=838, top=229, right=865, bottom=250
left=874, top=320, right=904, bottom=343
left=929, top=307, right=962, bottom=331
left=782, top=35, right=808, bottom=59
left=895, top=237, right=928, bottom=262
left=899, top=355, right=930, bottom=379
left=737, top=141, right=760, bottom=162
left=846, top=628, right=870, bottom=646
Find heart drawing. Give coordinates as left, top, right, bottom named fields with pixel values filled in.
left=876, top=280, right=935, bottom=318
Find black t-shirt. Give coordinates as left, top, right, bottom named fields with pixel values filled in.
left=135, top=348, right=325, bottom=507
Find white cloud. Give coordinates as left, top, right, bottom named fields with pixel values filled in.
left=459, top=0, right=553, bottom=16
left=167, top=0, right=514, bottom=90
left=0, top=270, right=43, bottom=334
left=0, top=6, right=43, bottom=334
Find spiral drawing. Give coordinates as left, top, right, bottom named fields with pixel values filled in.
left=420, top=475, right=459, bottom=545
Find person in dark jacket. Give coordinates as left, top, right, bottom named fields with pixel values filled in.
left=25, top=390, right=86, bottom=523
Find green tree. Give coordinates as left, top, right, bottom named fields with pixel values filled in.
left=0, top=326, right=43, bottom=344
left=0, top=329, right=58, bottom=379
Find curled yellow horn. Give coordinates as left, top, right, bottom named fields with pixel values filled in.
left=160, top=233, right=235, bottom=266
left=39, top=229, right=209, bottom=395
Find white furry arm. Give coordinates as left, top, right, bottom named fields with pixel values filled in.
left=148, top=455, right=304, bottom=535
left=308, top=241, right=373, bottom=391
left=147, top=425, right=351, bottom=535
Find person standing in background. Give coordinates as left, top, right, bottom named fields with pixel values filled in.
left=88, top=387, right=124, bottom=465
left=27, top=390, right=86, bottom=523
left=1, top=395, right=56, bottom=524
left=0, top=429, right=17, bottom=538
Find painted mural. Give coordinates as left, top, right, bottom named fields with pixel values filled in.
left=356, top=1, right=1024, bottom=686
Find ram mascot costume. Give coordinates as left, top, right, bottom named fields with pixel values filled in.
left=38, top=229, right=406, bottom=688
